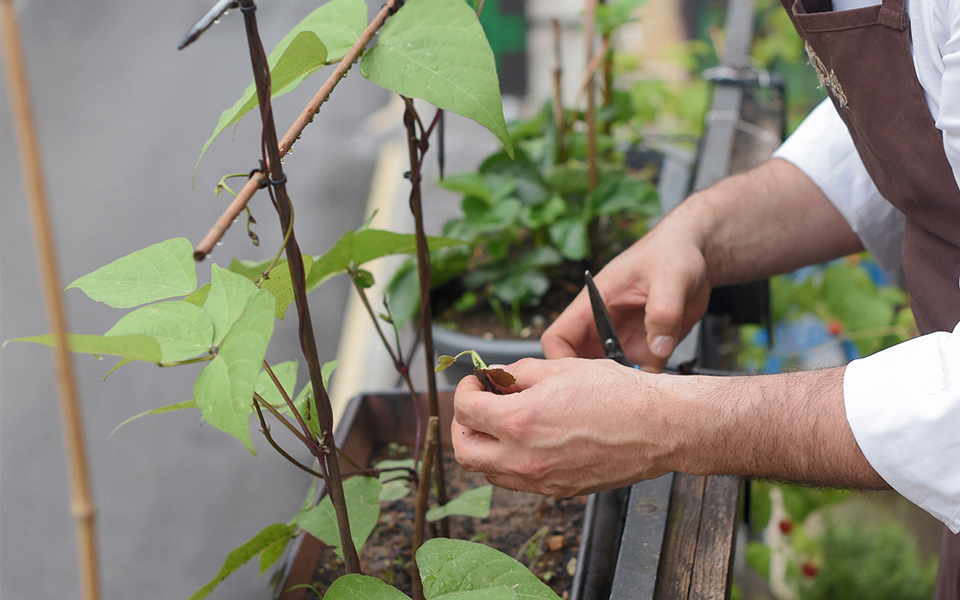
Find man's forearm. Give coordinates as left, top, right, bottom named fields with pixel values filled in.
left=669, top=158, right=865, bottom=287
left=660, top=366, right=888, bottom=489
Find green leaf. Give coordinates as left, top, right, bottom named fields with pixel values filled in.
left=105, top=301, right=213, bottom=363
left=255, top=360, right=298, bottom=408
left=103, top=356, right=135, bottom=380
left=324, top=574, right=411, bottom=600
left=8, top=333, right=162, bottom=363
left=548, top=218, right=590, bottom=261
left=491, top=269, right=549, bottom=305
left=260, top=256, right=314, bottom=320
left=354, top=269, right=375, bottom=289
left=437, top=172, right=493, bottom=202
left=64, top=238, right=197, bottom=308
left=417, top=538, right=562, bottom=600
left=593, top=176, right=660, bottom=217
left=183, top=283, right=212, bottom=307
left=520, top=195, right=568, bottom=230
left=360, top=0, right=512, bottom=156
left=469, top=199, right=523, bottom=234
left=258, top=526, right=295, bottom=576
left=296, top=476, right=382, bottom=559
left=479, top=150, right=549, bottom=204
left=377, top=458, right=415, bottom=502
left=545, top=163, right=592, bottom=196
left=281, top=0, right=368, bottom=65
left=433, top=589, right=518, bottom=600
left=193, top=290, right=276, bottom=453
left=110, top=400, right=197, bottom=437
left=228, top=258, right=273, bottom=281
left=595, top=0, right=647, bottom=35
left=307, top=229, right=465, bottom=291
left=384, top=260, right=422, bottom=330
left=518, top=247, right=563, bottom=269
left=379, top=480, right=411, bottom=503
left=188, top=523, right=296, bottom=600
left=194, top=0, right=367, bottom=176
left=196, top=32, right=328, bottom=176
left=426, top=485, right=492, bottom=521
left=204, top=265, right=260, bottom=347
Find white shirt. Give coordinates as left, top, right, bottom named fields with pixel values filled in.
left=772, top=0, right=960, bottom=532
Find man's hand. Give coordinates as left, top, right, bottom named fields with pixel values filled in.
left=541, top=159, right=865, bottom=370
left=540, top=217, right=712, bottom=371
left=451, top=357, right=675, bottom=496
left=451, top=359, right=888, bottom=495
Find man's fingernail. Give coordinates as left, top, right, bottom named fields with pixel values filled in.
left=651, top=335, right=675, bottom=358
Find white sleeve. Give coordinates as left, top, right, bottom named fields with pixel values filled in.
left=844, top=324, right=960, bottom=532
left=933, top=0, right=960, bottom=192
left=772, top=99, right=905, bottom=271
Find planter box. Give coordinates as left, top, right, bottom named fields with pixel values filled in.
left=272, top=390, right=626, bottom=600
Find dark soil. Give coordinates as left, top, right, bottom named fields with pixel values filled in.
left=302, top=451, right=587, bottom=599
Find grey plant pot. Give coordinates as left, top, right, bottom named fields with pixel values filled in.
left=431, top=323, right=545, bottom=385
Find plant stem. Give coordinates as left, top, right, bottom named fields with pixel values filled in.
left=252, top=401, right=325, bottom=479
left=600, top=0, right=613, bottom=138
left=350, top=276, right=426, bottom=467
left=585, top=0, right=599, bottom=189
left=411, top=415, right=440, bottom=600
left=1, top=2, right=100, bottom=597
left=254, top=393, right=314, bottom=450
left=238, top=0, right=361, bottom=574
left=263, top=359, right=315, bottom=444
left=351, top=274, right=403, bottom=369
left=401, top=98, right=450, bottom=537
left=194, top=0, right=404, bottom=259
left=551, top=19, right=567, bottom=164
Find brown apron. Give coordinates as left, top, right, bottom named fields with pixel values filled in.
left=778, top=0, right=960, bottom=594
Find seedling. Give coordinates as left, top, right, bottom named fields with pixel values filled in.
left=435, top=350, right=516, bottom=394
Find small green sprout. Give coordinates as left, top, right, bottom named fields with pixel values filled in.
left=435, top=350, right=516, bottom=391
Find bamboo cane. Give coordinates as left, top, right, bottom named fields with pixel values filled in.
left=0, top=1, right=101, bottom=599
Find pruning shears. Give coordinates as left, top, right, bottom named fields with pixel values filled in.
left=178, top=0, right=239, bottom=50
left=584, top=270, right=637, bottom=368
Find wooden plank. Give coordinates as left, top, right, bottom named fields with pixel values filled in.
left=653, top=473, right=706, bottom=599
left=688, top=476, right=741, bottom=600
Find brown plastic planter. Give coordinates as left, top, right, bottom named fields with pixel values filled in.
left=271, top=390, right=625, bottom=600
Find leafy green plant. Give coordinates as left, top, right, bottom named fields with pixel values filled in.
left=388, top=10, right=673, bottom=336
left=6, top=0, right=574, bottom=598
left=744, top=485, right=937, bottom=600
left=737, top=255, right=915, bottom=374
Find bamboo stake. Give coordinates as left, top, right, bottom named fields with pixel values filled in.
left=411, top=416, right=440, bottom=600
left=0, top=2, right=101, bottom=599
left=194, top=0, right=402, bottom=260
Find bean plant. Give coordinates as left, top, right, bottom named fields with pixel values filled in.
left=8, top=0, right=625, bottom=598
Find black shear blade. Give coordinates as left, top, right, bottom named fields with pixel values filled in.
left=178, top=0, right=239, bottom=49
left=585, top=271, right=632, bottom=367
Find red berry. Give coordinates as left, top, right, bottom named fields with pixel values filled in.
left=802, top=562, right=819, bottom=578
left=827, top=320, right=843, bottom=336
left=778, top=519, right=793, bottom=535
